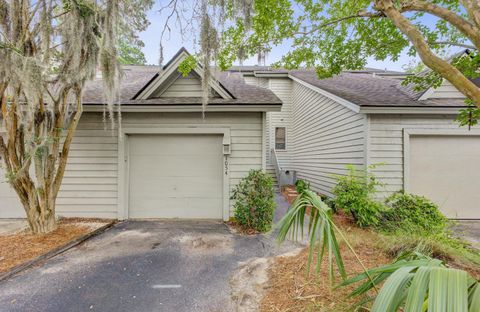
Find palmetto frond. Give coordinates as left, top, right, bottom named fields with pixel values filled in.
left=276, top=189, right=347, bottom=281
left=341, top=253, right=480, bottom=312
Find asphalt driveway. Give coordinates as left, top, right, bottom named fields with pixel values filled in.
left=0, top=197, right=297, bottom=312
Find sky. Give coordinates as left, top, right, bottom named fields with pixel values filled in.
left=137, top=1, right=449, bottom=72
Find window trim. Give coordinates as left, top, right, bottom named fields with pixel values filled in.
left=274, top=126, right=287, bottom=151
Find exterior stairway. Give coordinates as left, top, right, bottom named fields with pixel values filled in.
left=266, top=164, right=280, bottom=191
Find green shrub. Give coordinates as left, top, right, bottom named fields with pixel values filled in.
left=294, top=179, right=310, bottom=193
left=380, top=233, right=480, bottom=269
left=231, top=169, right=276, bottom=232
left=332, top=165, right=384, bottom=227
left=379, top=192, right=480, bottom=269
left=382, top=192, right=450, bottom=234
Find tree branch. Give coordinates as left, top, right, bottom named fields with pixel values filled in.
left=293, top=11, right=384, bottom=36
left=401, top=0, right=480, bottom=50
left=460, top=0, right=480, bottom=30
left=428, top=41, right=477, bottom=49
left=53, top=87, right=83, bottom=197
left=378, top=0, right=480, bottom=108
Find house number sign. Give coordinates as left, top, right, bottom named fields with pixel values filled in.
left=224, top=156, right=229, bottom=175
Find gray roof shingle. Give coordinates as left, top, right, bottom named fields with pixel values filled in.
left=288, top=70, right=468, bottom=108
left=83, top=60, right=470, bottom=108
left=83, top=65, right=282, bottom=105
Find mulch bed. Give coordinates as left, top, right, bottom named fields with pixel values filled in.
left=260, top=214, right=392, bottom=312
left=0, top=218, right=110, bottom=273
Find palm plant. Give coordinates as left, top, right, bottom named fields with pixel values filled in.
left=277, top=184, right=367, bottom=282
left=276, top=181, right=480, bottom=311
left=341, top=252, right=480, bottom=311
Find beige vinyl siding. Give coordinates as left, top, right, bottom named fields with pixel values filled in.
left=58, top=116, right=119, bottom=218
left=290, top=81, right=367, bottom=197
left=243, top=76, right=269, bottom=88
left=241, top=75, right=271, bottom=168
left=368, top=114, right=476, bottom=198
left=0, top=120, right=119, bottom=218
left=0, top=112, right=262, bottom=218
left=152, top=73, right=219, bottom=98
left=266, top=78, right=293, bottom=167
left=424, top=80, right=465, bottom=99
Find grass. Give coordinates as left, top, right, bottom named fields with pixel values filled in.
left=378, top=232, right=480, bottom=280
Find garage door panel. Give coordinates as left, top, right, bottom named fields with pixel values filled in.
left=0, top=170, right=24, bottom=218
left=131, top=197, right=223, bottom=219
left=0, top=181, right=15, bottom=197
left=130, top=155, right=221, bottom=177
left=410, top=135, right=480, bottom=219
left=129, top=177, right=222, bottom=197
left=128, top=134, right=223, bottom=219
left=130, top=135, right=222, bottom=156
left=0, top=197, right=24, bottom=218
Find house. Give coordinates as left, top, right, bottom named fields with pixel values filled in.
left=237, top=64, right=480, bottom=220
left=1, top=48, right=479, bottom=220
left=0, top=48, right=282, bottom=220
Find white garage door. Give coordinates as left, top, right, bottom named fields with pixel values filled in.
left=128, top=134, right=223, bottom=219
left=409, top=135, right=480, bottom=219
left=0, top=170, right=23, bottom=218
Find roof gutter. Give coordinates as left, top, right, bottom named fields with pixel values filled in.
left=253, top=72, right=289, bottom=78
left=359, top=106, right=464, bottom=114
left=82, top=103, right=282, bottom=113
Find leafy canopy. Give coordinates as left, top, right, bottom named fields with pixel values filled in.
left=218, top=0, right=471, bottom=76
left=216, top=0, right=480, bottom=125
left=118, top=40, right=147, bottom=65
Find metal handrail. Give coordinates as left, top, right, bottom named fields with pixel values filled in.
left=270, top=148, right=282, bottom=186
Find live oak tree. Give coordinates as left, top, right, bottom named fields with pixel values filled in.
left=0, top=0, right=152, bottom=234
left=214, top=0, right=480, bottom=122
left=163, top=0, right=480, bottom=124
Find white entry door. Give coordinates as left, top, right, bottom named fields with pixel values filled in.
left=128, top=134, right=223, bottom=219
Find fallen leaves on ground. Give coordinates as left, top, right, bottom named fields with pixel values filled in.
left=260, top=214, right=391, bottom=312
left=0, top=218, right=109, bottom=273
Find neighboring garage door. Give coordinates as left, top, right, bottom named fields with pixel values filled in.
left=0, top=170, right=23, bottom=218
left=409, top=135, right=480, bottom=219
left=128, top=134, right=223, bottom=219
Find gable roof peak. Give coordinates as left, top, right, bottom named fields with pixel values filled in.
left=135, top=47, right=235, bottom=100
left=161, top=47, right=191, bottom=69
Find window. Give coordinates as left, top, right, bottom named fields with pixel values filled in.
left=275, top=127, right=286, bottom=150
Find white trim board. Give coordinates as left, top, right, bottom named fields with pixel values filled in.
left=117, top=126, right=231, bottom=221
left=402, top=128, right=480, bottom=192
left=261, top=112, right=267, bottom=171
left=83, top=104, right=282, bottom=113
left=360, top=107, right=464, bottom=114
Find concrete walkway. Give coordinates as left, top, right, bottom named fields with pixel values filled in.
left=452, top=220, right=480, bottom=249
left=0, top=194, right=298, bottom=312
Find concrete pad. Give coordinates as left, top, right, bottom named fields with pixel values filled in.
left=0, top=220, right=27, bottom=235
left=452, top=220, right=480, bottom=249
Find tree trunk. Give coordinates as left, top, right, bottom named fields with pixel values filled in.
left=0, top=88, right=83, bottom=235
left=26, top=202, right=57, bottom=234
